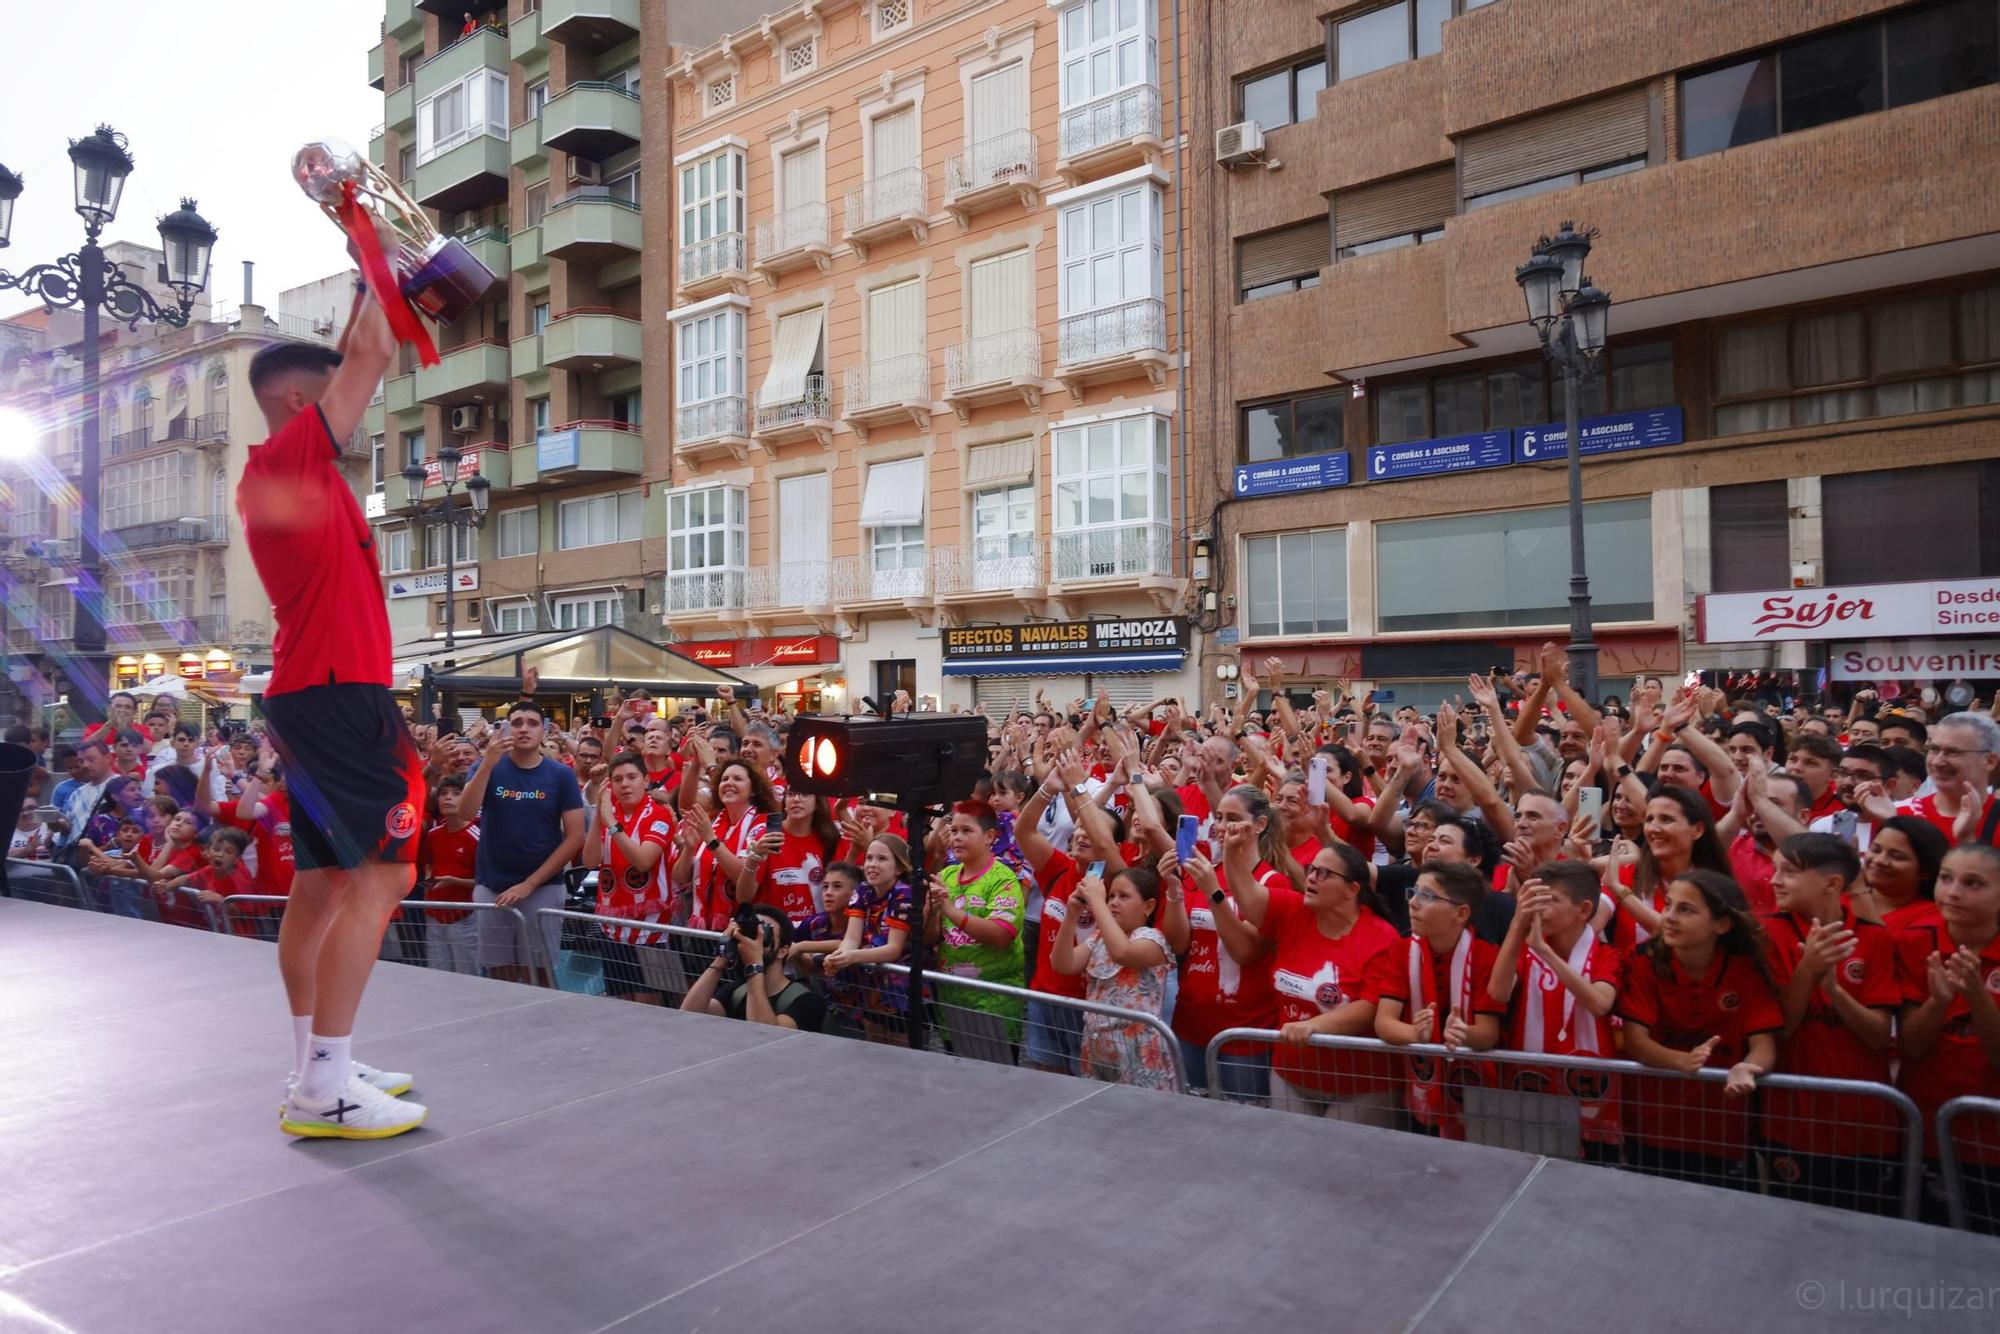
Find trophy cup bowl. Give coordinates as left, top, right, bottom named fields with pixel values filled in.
left=292, top=139, right=501, bottom=326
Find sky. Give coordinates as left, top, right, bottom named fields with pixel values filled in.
left=2, top=1, right=383, bottom=318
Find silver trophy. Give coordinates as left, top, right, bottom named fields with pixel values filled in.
left=292, top=138, right=499, bottom=325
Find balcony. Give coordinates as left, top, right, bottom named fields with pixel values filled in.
left=112, top=515, right=228, bottom=551
left=368, top=42, right=385, bottom=91
left=510, top=116, right=545, bottom=167
left=842, top=166, right=928, bottom=261
left=393, top=443, right=512, bottom=506
left=369, top=127, right=387, bottom=168
left=753, top=203, right=832, bottom=281
left=453, top=226, right=510, bottom=281
left=1055, top=297, right=1169, bottom=394
left=945, top=130, right=1041, bottom=225
left=676, top=395, right=753, bottom=463
left=752, top=374, right=833, bottom=449
left=1057, top=84, right=1163, bottom=183
left=385, top=374, right=419, bottom=418
left=163, top=412, right=229, bottom=447
left=542, top=309, right=642, bottom=371
left=105, top=613, right=231, bottom=650
left=509, top=8, right=544, bottom=62
left=678, top=232, right=748, bottom=299
left=847, top=552, right=931, bottom=607
left=1053, top=521, right=1174, bottom=586
left=415, top=340, right=509, bottom=407
left=944, top=329, right=1042, bottom=422
left=543, top=0, right=639, bottom=50
left=541, top=191, right=642, bottom=263
left=933, top=540, right=1049, bottom=602
left=386, top=0, right=421, bottom=42
left=841, top=354, right=930, bottom=442
left=511, top=333, right=544, bottom=379
left=665, top=568, right=747, bottom=620
left=512, top=225, right=544, bottom=273
left=744, top=561, right=843, bottom=617
left=542, top=81, right=641, bottom=159
left=412, top=129, right=510, bottom=212
left=386, top=83, right=415, bottom=133
left=525, top=422, right=643, bottom=485
left=106, top=426, right=154, bottom=459
left=413, top=24, right=507, bottom=105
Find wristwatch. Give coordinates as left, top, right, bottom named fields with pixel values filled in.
left=706, top=837, right=722, bottom=852
left=1615, top=764, right=1633, bottom=779
left=744, top=962, right=765, bottom=976
left=1208, top=888, right=1226, bottom=906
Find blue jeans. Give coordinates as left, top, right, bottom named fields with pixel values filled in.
left=104, top=877, right=151, bottom=920
left=1022, top=998, right=1085, bottom=1074
left=1182, top=1038, right=1271, bottom=1103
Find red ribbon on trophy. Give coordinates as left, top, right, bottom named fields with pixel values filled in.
left=336, top=180, right=439, bottom=368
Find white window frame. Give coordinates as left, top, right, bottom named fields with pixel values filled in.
left=1242, top=528, right=1349, bottom=638
left=495, top=507, right=537, bottom=558
left=872, top=0, right=912, bottom=40
left=971, top=481, right=1037, bottom=590
left=550, top=592, right=624, bottom=629
left=1056, top=175, right=1164, bottom=319
left=1058, top=0, right=1157, bottom=111
left=556, top=491, right=642, bottom=551
left=667, top=485, right=748, bottom=609
left=678, top=147, right=745, bottom=249
left=1051, top=410, right=1172, bottom=579
left=675, top=300, right=747, bottom=433
left=103, top=452, right=194, bottom=531
left=369, top=435, right=386, bottom=493
left=531, top=396, right=551, bottom=434
left=608, top=168, right=641, bottom=204
left=416, top=69, right=509, bottom=165
left=869, top=522, right=927, bottom=599
left=526, top=79, right=549, bottom=118
left=378, top=526, right=412, bottom=574
left=491, top=599, right=536, bottom=633
left=403, top=430, right=426, bottom=472
left=422, top=521, right=479, bottom=570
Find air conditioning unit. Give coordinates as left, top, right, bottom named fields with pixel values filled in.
left=450, top=405, right=482, bottom=433
left=1215, top=120, right=1265, bottom=166
left=569, top=158, right=603, bottom=186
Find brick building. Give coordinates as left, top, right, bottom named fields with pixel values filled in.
left=1188, top=0, right=2000, bottom=711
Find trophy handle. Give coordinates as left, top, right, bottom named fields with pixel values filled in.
left=327, top=160, right=442, bottom=249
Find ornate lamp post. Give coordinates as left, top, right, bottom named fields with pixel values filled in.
left=402, top=443, right=490, bottom=651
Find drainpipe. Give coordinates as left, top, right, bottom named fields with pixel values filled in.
left=1169, top=0, right=1189, bottom=587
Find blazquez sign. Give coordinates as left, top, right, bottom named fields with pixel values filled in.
left=1697, top=578, right=2000, bottom=643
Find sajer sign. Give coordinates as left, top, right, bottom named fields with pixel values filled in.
left=1697, top=577, right=2000, bottom=643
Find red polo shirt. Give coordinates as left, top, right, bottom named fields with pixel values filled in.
left=237, top=405, right=391, bottom=697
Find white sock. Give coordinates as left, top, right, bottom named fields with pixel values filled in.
left=298, top=1033, right=352, bottom=1103
left=291, top=1015, right=314, bottom=1081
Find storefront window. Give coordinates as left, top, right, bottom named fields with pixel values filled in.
left=1243, top=529, right=1347, bottom=637
left=1822, top=459, right=2000, bottom=584
left=1377, top=498, right=1653, bottom=632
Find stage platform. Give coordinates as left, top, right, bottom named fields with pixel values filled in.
left=1, top=895, right=1994, bottom=1333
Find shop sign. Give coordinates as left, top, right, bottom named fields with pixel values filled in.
left=678, top=635, right=840, bottom=668
left=422, top=448, right=484, bottom=487
left=1366, top=430, right=1509, bottom=482
left=387, top=569, right=480, bottom=599
left=1514, top=406, right=1683, bottom=463
left=364, top=491, right=387, bottom=518
left=1233, top=450, right=1350, bottom=498
left=1699, top=577, right=2000, bottom=643
left=943, top=618, right=1189, bottom=662
left=1831, top=638, right=2000, bottom=681
left=536, top=429, right=578, bottom=472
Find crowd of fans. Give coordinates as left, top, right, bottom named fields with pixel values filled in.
left=9, top=653, right=2000, bottom=1229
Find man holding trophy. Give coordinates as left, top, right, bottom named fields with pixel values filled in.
left=233, top=141, right=500, bottom=1140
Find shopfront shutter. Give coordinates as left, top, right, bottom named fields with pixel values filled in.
left=1331, top=165, right=1457, bottom=252
left=1087, top=674, right=1158, bottom=710
left=971, top=676, right=1035, bottom=719
left=1458, top=85, right=1650, bottom=200
left=1236, top=217, right=1330, bottom=290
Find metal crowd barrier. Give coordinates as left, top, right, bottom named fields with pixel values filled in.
left=534, top=909, right=1189, bottom=1094
left=1937, top=1096, right=2000, bottom=1233
left=4, top=858, right=93, bottom=911
left=222, top=895, right=546, bottom=983
left=1203, top=1028, right=1925, bottom=1221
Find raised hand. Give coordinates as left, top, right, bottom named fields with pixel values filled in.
left=1466, top=672, right=1499, bottom=712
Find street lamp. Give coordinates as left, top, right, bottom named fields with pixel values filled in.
left=1516, top=220, right=1612, bottom=704
left=402, top=443, right=490, bottom=651
left=0, top=126, right=217, bottom=729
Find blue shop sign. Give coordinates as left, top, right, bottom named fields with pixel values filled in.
left=1234, top=450, right=1351, bottom=498
left=1365, top=430, right=1510, bottom=481
left=1514, top=406, right=1684, bottom=463
left=536, top=429, right=579, bottom=471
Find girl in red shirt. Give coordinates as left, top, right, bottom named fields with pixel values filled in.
left=1852, top=815, right=1947, bottom=933
left=1221, top=837, right=1402, bottom=1124
left=1618, top=868, right=1780, bottom=1190
left=1604, top=786, right=1731, bottom=955
left=1897, top=842, right=2000, bottom=1230
left=670, top=759, right=777, bottom=931
left=737, top=788, right=837, bottom=926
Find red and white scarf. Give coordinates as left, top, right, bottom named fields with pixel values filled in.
left=1522, top=929, right=1602, bottom=1054
left=1407, top=931, right=1473, bottom=1042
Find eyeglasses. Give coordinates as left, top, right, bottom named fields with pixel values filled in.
left=1925, top=744, right=1991, bottom=760
left=1303, top=865, right=1351, bottom=883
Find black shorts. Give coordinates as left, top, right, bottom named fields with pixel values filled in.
left=263, top=683, right=425, bottom=871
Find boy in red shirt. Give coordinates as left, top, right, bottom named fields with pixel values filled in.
left=419, top=776, right=481, bottom=976
left=1488, top=860, right=1624, bottom=1158
left=1763, top=832, right=1904, bottom=1214
left=190, top=827, right=260, bottom=937
left=1373, top=861, right=1506, bottom=1139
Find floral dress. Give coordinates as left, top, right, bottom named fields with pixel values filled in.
left=1081, top=925, right=1177, bottom=1092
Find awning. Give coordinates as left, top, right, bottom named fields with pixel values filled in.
left=731, top=663, right=827, bottom=692
left=942, top=651, right=1185, bottom=677
left=859, top=456, right=925, bottom=527
left=756, top=306, right=823, bottom=407
left=392, top=624, right=749, bottom=697
left=963, top=438, right=1034, bottom=490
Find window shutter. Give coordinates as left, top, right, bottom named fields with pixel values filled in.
left=1458, top=85, right=1651, bottom=200
left=969, top=249, right=1033, bottom=342
left=964, top=438, right=1035, bottom=490
left=1236, top=218, right=1329, bottom=290
left=871, top=107, right=917, bottom=176
left=781, top=143, right=823, bottom=207
left=860, top=457, right=926, bottom=527
left=969, top=63, right=1027, bottom=144
left=1331, top=166, right=1456, bottom=252
left=867, top=279, right=924, bottom=362
left=757, top=307, right=824, bottom=407
left=778, top=472, right=829, bottom=567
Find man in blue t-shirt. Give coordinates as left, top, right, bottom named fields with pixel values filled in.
left=450, top=702, right=585, bottom=982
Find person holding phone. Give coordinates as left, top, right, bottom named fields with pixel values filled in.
left=1015, top=769, right=1128, bottom=1074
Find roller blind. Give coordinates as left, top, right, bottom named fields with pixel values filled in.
left=964, top=438, right=1035, bottom=490
left=969, top=62, right=1027, bottom=144
left=969, top=249, right=1034, bottom=342
left=867, top=278, right=924, bottom=363
left=1237, top=218, right=1329, bottom=290
left=860, top=456, right=926, bottom=527
left=777, top=472, right=829, bottom=567
left=756, top=306, right=824, bottom=407
left=1332, top=166, right=1456, bottom=252
left=780, top=142, right=822, bottom=207
left=871, top=107, right=918, bottom=176
left=1459, top=85, right=1651, bottom=199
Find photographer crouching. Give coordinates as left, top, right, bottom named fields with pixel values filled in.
left=680, top=903, right=827, bottom=1032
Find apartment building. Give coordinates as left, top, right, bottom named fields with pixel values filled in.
left=653, top=0, right=1199, bottom=712
left=1190, top=0, right=2000, bottom=711
left=0, top=251, right=368, bottom=714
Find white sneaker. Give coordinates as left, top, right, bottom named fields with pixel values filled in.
left=279, top=1060, right=413, bottom=1115
left=280, top=1074, right=428, bottom=1140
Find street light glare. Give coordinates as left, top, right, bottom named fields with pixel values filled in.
left=0, top=405, right=40, bottom=462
